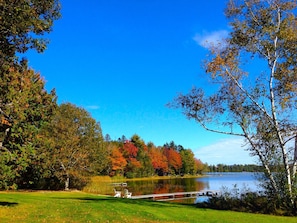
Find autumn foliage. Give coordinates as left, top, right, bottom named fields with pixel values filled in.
left=149, top=147, right=169, bottom=175
left=163, top=148, right=183, bottom=174
left=107, top=136, right=204, bottom=177
left=110, top=145, right=127, bottom=173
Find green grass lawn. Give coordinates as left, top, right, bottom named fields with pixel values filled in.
left=0, top=191, right=296, bottom=223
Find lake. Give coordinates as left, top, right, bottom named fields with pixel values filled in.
left=124, top=172, right=260, bottom=203
left=199, top=172, right=259, bottom=191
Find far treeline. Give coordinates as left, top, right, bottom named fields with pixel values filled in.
left=207, top=164, right=262, bottom=172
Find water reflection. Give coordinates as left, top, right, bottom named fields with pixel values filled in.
left=127, top=177, right=207, bottom=196
left=126, top=173, right=258, bottom=194
left=119, top=173, right=259, bottom=203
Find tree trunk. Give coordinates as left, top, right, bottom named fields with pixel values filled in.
left=60, top=161, right=70, bottom=190
left=65, top=174, right=70, bottom=191
left=292, top=133, right=297, bottom=180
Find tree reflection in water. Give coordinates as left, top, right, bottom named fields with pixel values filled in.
left=127, top=177, right=207, bottom=196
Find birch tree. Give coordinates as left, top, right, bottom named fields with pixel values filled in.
left=170, top=0, right=297, bottom=211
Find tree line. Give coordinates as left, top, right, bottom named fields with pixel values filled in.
left=206, top=164, right=262, bottom=172
left=106, top=136, right=205, bottom=178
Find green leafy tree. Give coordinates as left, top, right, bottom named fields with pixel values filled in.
left=41, top=103, right=107, bottom=190
left=0, top=0, right=60, bottom=189
left=0, top=61, right=57, bottom=189
left=170, top=0, right=297, bottom=211
left=0, top=0, right=60, bottom=65
left=180, top=149, right=196, bottom=175
left=130, top=134, right=154, bottom=177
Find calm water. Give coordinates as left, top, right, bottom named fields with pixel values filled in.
left=199, top=172, right=259, bottom=191
left=124, top=172, right=259, bottom=202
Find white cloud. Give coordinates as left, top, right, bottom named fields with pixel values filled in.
left=194, top=138, right=256, bottom=165
left=193, top=30, right=229, bottom=49
left=86, top=105, right=100, bottom=110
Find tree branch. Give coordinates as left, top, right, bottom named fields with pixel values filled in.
left=224, top=67, right=273, bottom=120
left=196, top=117, right=245, bottom=137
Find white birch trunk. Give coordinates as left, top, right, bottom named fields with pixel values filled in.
left=292, top=134, right=297, bottom=180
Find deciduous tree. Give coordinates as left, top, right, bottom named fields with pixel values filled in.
left=121, top=141, right=141, bottom=177
left=180, top=149, right=196, bottom=175
left=148, top=146, right=168, bottom=176
left=41, top=103, right=106, bottom=190
left=109, top=144, right=127, bottom=176
left=0, top=0, right=60, bottom=65
left=0, top=61, right=57, bottom=189
left=163, top=147, right=182, bottom=175
left=0, top=0, right=60, bottom=189
left=194, top=158, right=205, bottom=174
left=170, top=0, right=297, bottom=211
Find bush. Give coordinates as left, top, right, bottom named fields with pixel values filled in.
left=196, top=185, right=296, bottom=216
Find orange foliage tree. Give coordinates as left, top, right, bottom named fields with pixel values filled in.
left=109, top=145, right=127, bottom=176
left=163, top=148, right=182, bottom=175
left=149, top=147, right=168, bottom=176
left=194, top=158, right=205, bottom=174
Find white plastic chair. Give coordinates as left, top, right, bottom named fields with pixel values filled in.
left=123, top=189, right=132, bottom=198
left=113, top=188, right=121, bottom=198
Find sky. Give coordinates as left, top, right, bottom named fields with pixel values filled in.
left=25, top=0, right=257, bottom=165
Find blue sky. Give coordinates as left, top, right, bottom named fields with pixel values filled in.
left=25, top=0, right=256, bottom=165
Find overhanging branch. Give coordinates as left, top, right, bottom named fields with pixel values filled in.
left=196, top=117, right=245, bottom=137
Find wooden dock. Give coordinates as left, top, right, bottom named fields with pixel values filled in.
left=130, top=190, right=221, bottom=201
left=111, top=182, right=127, bottom=187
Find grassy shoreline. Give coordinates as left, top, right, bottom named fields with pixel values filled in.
left=0, top=191, right=296, bottom=222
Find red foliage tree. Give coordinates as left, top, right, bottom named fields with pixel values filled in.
left=122, top=141, right=138, bottom=158
left=149, top=147, right=168, bottom=175
left=163, top=148, right=182, bottom=174
left=121, top=141, right=142, bottom=174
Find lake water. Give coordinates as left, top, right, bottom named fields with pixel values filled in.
left=199, top=172, right=259, bottom=191
left=124, top=172, right=260, bottom=203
